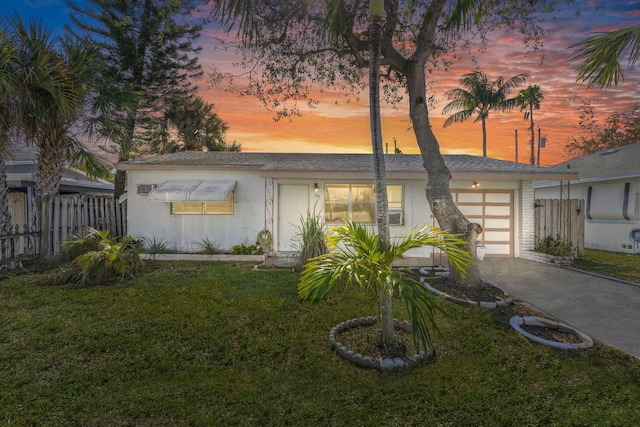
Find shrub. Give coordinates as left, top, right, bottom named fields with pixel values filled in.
left=195, top=237, right=222, bottom=254
left=144, top=235, right=170, bottom=254
left=232, top=244, right=259, bottom=255
left=50, top=228, right=143, bottom=286
left=292, top=209, right=328, bottom=271
left=536, top=235, right=574, bottom=257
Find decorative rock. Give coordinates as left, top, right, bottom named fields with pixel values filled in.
left=401, top=321, right=412, bottom=333
left=381, top=358, right=396, bottom=371
left=393, top=357, right=405, bottom=368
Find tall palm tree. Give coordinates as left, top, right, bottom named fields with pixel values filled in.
left=10, top=17, right=105, bottom=259
left=0, top=27, right=16, bottom=232
left=442, top=71, right=529, bottom=157
left=571, top=25, right=640, bottom=88
left=516, top=85, right=544, bottom=165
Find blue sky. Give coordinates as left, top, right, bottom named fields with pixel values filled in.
left=2, top=1, right=639, bottom=165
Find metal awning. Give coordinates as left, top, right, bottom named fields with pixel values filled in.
left=148, top=180, right=236, bottom=202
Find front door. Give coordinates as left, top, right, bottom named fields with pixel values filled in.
left=277, top=184, right=310, bottom=252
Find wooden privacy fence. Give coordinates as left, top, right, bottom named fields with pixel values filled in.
left=534, top=198, right=585, bottom=257
left=0, top=194, right=127, bottom=267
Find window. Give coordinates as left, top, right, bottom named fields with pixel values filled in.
left=171, top=194, right=234, bottom=215
left=324, top=184, right=403, bottom=224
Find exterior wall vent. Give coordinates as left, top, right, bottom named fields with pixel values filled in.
left=389, top=211, right=403, bottom=226
left=137, top=184, right=157, bottom=195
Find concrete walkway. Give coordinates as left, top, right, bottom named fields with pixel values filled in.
left=478, top=258, right=640, bottom=358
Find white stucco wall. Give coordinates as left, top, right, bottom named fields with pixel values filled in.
left=126, top=170, right=531, bottom=258
left=536, top=178, right=640, bottom=254
left=127, top=169, right=266, bottom=253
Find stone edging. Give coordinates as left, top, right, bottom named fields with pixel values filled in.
left=509, top=316, right=594, bottom=350
left=140, top=253, right=265, bottom=262
left=329, top=317, right=433, bottom=371
left=420, top=277, right=513, bottom=310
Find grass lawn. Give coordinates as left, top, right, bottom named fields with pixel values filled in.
left=572, top=249, right=640, bottom=284
left=2, top=261, right=640, bottom=426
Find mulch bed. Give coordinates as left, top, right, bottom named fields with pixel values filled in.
left=520, top=324, right=583, bottom=344
left=427, top=278, right=507, bottom=302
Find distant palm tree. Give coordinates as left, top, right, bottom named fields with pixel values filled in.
left=516, top=85, right=544, bottom=165
left=571, top=25, right=640, bottom=88
left=442, top=71, right=529, bottom=158
left=159, top=96, right=237, bottom=153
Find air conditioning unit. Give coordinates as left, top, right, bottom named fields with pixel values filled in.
left=136, top=184, right=157, bottom=195
left=388, top=210, right=403, bottom=226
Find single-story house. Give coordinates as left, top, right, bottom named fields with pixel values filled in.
left=535, top=142, right=640, bottom=254
left=116, top=151, right=577, bottom=263
left=7, top=145, right=114, bottom=228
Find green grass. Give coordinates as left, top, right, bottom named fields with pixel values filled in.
left=2, top=261, right=640, bottom=425
left=573, top=249, right=640, bottom=283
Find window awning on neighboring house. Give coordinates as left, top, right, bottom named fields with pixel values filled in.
left=148, top=180, right=236, bottom=202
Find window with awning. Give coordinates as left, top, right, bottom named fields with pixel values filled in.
left=148, top=180, right=236, bottom=215
left=148, top=180, right=236, bottom=202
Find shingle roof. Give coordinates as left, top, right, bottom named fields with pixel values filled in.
left=116, top=151, right=577, bottom=179
left=548, top=142, right=640, bottom=181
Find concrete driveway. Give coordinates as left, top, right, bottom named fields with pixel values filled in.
left=478, top=258, right=640, bottom=358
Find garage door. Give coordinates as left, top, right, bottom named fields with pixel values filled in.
left=453, top=189, right=513, bottom=257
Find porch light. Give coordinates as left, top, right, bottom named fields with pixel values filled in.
left=314, top=182, right=319, bottom=193
left=472, top=181, right=480, bottom=188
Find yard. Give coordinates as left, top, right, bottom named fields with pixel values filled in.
left=1, top=261, right=640, bottom=425
left=572, top=249, right=640, bottom=284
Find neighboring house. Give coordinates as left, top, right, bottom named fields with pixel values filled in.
left=117, top=151, right=576, bottom=263
left=7, top=146, right=114, bottom=229
left=535, top=143, right=640, bottom=254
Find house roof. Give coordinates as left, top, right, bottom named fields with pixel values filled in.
left=7, top=145, right=114, bottom=194
left=116, top=152, right=577, bottom=181
left=546, top=142, right=640, bottom=182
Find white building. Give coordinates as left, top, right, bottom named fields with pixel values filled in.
left=535, top=143, right=640, bottom=254
left=116, top=152, right=576, bottom=263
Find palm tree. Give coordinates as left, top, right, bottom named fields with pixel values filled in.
left=516, top=85, right=544, bottom=165
left=0, top=27, right=16, bottom=232
left=298, top=221, right=473, bottom=355
left=9, top=17, right=106, bottom=259
left=571, top=25, right=640, bottom=88
left=158, top=96, right=237, bottom=153
left=442, top=71, right=529, bottom=157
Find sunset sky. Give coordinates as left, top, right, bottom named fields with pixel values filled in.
left=2, top=1, right=639, bottom=166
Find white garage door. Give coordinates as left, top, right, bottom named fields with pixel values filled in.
left=453, top=189, right=514, bottom=257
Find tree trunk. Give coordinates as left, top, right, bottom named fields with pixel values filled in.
left=34, top=142, right=66, bottom=260
left=369, top=8, right=396, bottom=350
left=481, top=117, right=487, bottom=157
left=529, top=105, right=535, bottom=165
left=405, top=61, right=482, bottom=287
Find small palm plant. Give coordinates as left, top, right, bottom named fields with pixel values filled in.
left=298, top=220, right=473, bottom=355
left=51, top=228, right=143, bottom=286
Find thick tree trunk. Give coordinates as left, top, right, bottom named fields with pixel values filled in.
left=405, top=61, right=482, bottom=287
left=34, top=142, right=66, bottom=260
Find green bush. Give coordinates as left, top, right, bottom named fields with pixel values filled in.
left=51, top=228, right=143, bottom=286
left=536, top=234, right=573, bottom=257
left=232, top=244, right=259, bottom=255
